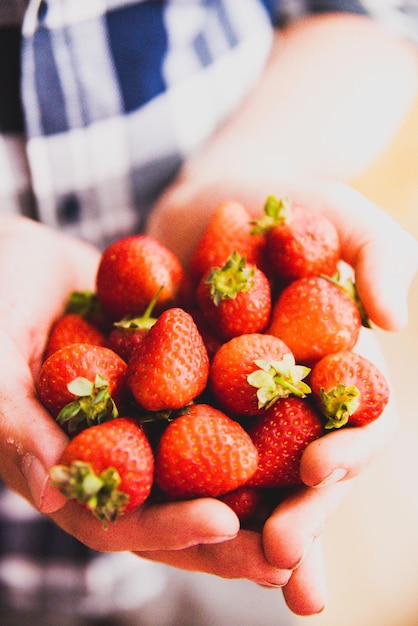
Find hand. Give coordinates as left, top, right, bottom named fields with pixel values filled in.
left=147, top=176, right=417, bottom=614
left=0, top=216, right=291, bottom=597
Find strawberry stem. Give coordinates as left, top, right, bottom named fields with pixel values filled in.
left=57, top=373, right=119, bottom=434
left=250, top=195, right=292, bottom=234
left=319, top=383, right=360, bottom=429
left=205, top=251, right=255, bottom=305
left=50, top=460, right=129, bottom=528
left=113, top=285, right=163, bottom=330
left=247, top=354, right=311, bottom=409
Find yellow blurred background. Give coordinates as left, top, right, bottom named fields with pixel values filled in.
left=294, top=95, right=418, bottom=626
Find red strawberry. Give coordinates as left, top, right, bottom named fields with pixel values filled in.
left=127, top=308, right=209, bottom=411
left=44, top=313, right=107, bottom=360
left=247, top=397, right=324, bottom=488
left=154, top=404, right=258, bottom=498
left=37, top=343, right=127, bottom=433
left=251, top=195, right=340, bottom=283
left=196, top=251, right=271, bottom=340
left=269, top=275, right=362, bottom=365
left=209, top=333, right=310, bottom=417
left=50, top=417, right=154, bottom=527
left=106, top=287, right=162, bottom=362
left=310, top=350, right=390, bottom=428
left=96, top=235, right=186, bottom=320
left=189, top=200, right=267, bottom=285
left=217, top=485, right=264, bottom=523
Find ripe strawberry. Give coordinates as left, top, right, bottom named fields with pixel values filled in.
left=247, top=397, right=324, bottom=488
left=96, top=234, right=186, bottom=320
left=310, top=350, right=390, bottom=428
left=37, top=343, right=128, bottom=433
left=106, top=287, right=162, bottom=362
left=127, top=308, right=209, bottom=411
left=269, top=275, right=362, bottom=365
left=154, top=404, right=258, bottom=498
left=251, top=195, right=340, bottom=283
left=217, top=485, right=264, bottom=523
left=196, top=251, right=271, bottom=340
left=209, top=333, right=310, bottom=417
left=50, top=417, right=154, bottom=526
left=44, top=313, right=107, bottom=360
left=189, top=200, right=267, bottom=284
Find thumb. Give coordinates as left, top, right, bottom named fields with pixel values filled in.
left=353, top=228, right=418, bottom=331
left=309, top=181, right=418, bottom=331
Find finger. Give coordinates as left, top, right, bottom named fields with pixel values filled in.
left=300, top=399, right=397, bottom=488
left=263, top=480, right=353, bottom=570
left=136, top=529, right=292, bottom=587
left=0, top=334, right=69, bottom=513
left=50, top=497, right=241, bottom=553
left=282, top=538, right=327, bottom=616
left=304, top=180, right=418, bottom=331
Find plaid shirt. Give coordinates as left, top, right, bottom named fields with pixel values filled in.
left=0, top=0, right=417, bottom=618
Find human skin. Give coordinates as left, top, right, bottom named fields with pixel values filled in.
left=0, top=12, right=417, bottom=618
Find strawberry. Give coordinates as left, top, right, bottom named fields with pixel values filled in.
left=106, top=287, right=162, bottom=362
left=189, top=200, right=267, bottom=284
left=209, top=333, right=310, bottom=417
left=127, top=308, right=209, bottom=411
left=217, top=485, right=264, bottom=523
left=251, top=195, right=340, bottom=283
left=37, top=343, right=128, bottom=433
left=50, top=417, right=154, bottom=527
left=44, top=313, right=107, bottom=360
left=310, top=350, right=390, bottom=428
left=196, top=251, right=271, bottom=339
left=154, top=403, right=258, bottom=498
left=269, top=275, right=362, bottom=365
left=96, top=234, right=186, bottom=320
left=247, top=397, right=324, bottom=488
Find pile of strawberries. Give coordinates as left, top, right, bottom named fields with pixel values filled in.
left=37, top=196, right=390, bottom=528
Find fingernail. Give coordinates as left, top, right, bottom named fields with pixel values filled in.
left=315, top=468, right=347, bottom=488
left=21, top=454, right=66, bottom=513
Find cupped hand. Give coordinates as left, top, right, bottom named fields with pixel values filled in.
left=0, top=216, right=292, bottom=594
left=147, top=176, right=417, bottom=614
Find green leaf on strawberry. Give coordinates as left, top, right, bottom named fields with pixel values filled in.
left=250, top=195, right=292, bottom=234
left=50, top=460, right=129, bottom=528
left=205, top=250, right=255, bottom=305
left=247, top=353, right=311, bottom=409
left=318, top=383, right=361, bottom=429
left=57, top=372, right=119, bottom=433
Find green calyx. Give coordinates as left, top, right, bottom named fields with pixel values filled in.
left=322, top=271, right=371, bottom=329
left=65, top=290, right=103, bottom=320
left=57, top=373, right=119, bottom=434
left=247, top=353, right=311, bottom=410
left=50, top=460, right=129, bottom=528
left=319, top=383, right=360, bottom=429
left=250, top=195, right=292, bottom=235
left=113, top=285, right=163, bottom=330
left=205, top=251, right=255, bottom=306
